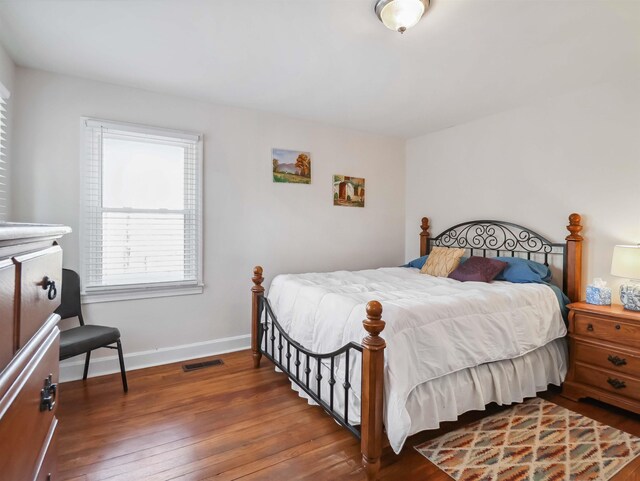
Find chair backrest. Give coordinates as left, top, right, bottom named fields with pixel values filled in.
left=55, top=268, right=85, bottom=325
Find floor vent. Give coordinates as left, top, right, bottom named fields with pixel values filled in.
left=182, top=359, right=224, bottom=372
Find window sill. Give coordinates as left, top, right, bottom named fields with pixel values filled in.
left=81, top=285, right=204, bottom=304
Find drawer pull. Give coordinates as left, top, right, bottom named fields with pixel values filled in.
left=607, top=377, right=626, bottom=390
left=615, top=324, right=621, bottom=330
left=607, top=355, right=627, bottom=367
left=39, top=276, right=57, bottom=300
left=586, top=323, right=594, bottom=331
left=40, top=374, right=57, bottom=412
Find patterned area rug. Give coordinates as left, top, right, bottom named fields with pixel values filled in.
left=414, top=398, right=640, bottom=481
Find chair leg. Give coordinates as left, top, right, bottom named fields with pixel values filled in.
left=116, top=340, right=128, bottom=393
left=83, top=351, right=91, bottom=380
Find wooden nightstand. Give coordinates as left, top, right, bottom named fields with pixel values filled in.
left=563, top=302, right=640, bottom=414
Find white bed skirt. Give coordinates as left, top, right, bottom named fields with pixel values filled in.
left=285, top=337, right=568, bottom=454
left=400, top=337, right=568, bottom=447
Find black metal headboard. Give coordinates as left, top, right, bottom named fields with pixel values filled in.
left=419, top=214, right=584, bottom=302
left=420, top=218, right=575, bottom=295
left=428, top=220, right=565, bottom=266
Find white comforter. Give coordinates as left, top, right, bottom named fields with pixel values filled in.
left=267, top=267, right=566, bottom=452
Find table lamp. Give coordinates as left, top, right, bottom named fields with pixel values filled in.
left=611, top=245, right=640, bottom=311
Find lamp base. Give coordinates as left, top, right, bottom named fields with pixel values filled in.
left=620, top=282, right=640, bottom=311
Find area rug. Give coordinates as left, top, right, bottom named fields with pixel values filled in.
left=414, top=398, right=640, bottom=481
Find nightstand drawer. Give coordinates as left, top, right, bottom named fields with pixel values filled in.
left=574, top=363, right=640, bottom=401
left=0, top=328, right=59, bottom=481
left=13, top=246, right=62, bottom=350
left=573, top=340, right=640, bottom=378
left=0, top=259, right=15, bottom=371
left=35, top=419, right=57, bottom=481
left=573, top=312, right=639, bottom=349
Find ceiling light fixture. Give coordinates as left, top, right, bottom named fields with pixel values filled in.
left=374, top=0, right=429, bottom=34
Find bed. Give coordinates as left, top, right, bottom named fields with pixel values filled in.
left=250, top=214, right=584, bottom=480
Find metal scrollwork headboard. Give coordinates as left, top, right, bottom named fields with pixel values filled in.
left=418, top=214, right=584, bottom=301
left=431, top=220, right=561, bottom=263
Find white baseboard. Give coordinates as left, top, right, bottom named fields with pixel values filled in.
left=59, top=334, right=251, bottom=382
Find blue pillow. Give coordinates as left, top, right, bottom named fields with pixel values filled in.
left=493, top=257, right=552, bottom=284
left=403, top=255, right=428, bottom=269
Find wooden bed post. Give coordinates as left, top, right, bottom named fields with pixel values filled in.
left=565, top=213, right=583, bottom=303
left=251, top=266, right=264, bottom=368
left=361, top=300, right=386, bottom=480
left=420, top=217, right=430, bottom=257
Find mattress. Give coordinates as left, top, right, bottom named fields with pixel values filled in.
left=267, top=267, right=567, bottom=453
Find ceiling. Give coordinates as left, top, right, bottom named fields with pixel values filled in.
left=0, top=0, right=639, bottom=138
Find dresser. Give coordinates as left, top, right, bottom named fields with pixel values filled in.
left=0, top=223, right=71, bottom=481
left=563, top=301, right=640, bottom=414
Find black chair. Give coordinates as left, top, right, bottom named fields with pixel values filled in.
left=55, top=269, right=128, bottom=392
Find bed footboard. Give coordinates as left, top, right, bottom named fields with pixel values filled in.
left=361, top=300, right=386, bottom=480
left=251, top=266, right=386, bottom=480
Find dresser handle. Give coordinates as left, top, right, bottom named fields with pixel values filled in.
left=607, top=378, right=626, bottom=390
left=586, top=323, right=594, bottom=331
left=615, top=324, right=621, bottom=330
left=40, top=276, right=57, bottom=301
left=40, top=374, right=57, bottom=411
left=607, top=355, right=627, bottom=367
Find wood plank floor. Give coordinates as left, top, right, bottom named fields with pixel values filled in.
left=58, top=349, right=640, bottom=480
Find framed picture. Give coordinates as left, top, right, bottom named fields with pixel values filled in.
left=333, top=175, right=365, bottom=208
left=272, top=148, right=311, bottom=184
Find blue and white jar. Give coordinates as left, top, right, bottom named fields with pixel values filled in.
left=620, top=282, right=640, bottom=311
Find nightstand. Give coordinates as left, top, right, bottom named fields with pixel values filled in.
left=563, top=302, right=640, bottom=414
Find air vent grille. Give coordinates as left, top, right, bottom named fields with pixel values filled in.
left=182, top=359, right=224, bottom=372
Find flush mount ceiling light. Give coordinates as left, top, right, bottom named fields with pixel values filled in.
left=374, top=0, right=430, bottom=34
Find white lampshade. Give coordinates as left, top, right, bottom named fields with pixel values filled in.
left=376, top=0, right=428, bottom=33
left=611, top=245, right=640, bottom=279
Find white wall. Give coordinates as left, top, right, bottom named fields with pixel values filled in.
left=12, top=67, right=405, bottom=379
left=0, top=44, right=12, bottom=90
left=0, top=40, right=15, bottom=220
left=406, top=77, right=640, bottom=301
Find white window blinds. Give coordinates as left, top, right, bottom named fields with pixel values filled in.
left=0, top=96, right=7, bottom=221
left=81, top=118, right=203, bottom=301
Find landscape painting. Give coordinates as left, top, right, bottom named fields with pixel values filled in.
left=333, top=175, right=365, bottom=208
left=272, top=148, right=311, bottom=184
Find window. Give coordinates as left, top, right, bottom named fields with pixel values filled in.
left=0, top=86, right=8, bottom=221
left=81, top=118, right=203, bottom=302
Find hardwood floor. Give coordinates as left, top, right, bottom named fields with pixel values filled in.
left=58, top=349, right=640, bottom=480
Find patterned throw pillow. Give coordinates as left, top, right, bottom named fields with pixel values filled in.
left=420, top=247, right=466, bottom=277
left=448, top=256, right=508, bottom=282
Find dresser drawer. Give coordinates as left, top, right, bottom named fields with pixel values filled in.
left=572, top=312, right=640, bottom=349
left=35, top=419, right=57, bottom=481
left=0, top=259, right=15, bottom=371
left=574, top=362, right=640, bottom=401
left=0, top=328, right=60, bottom=481
left=14, top=246, right=62, bottom=350
left=573, top=339, right=640, bottom=378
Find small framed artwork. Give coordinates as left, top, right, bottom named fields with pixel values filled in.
left=333, top=175, right=365, bottom=208
left=272, top=148, right=311, bottom=184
